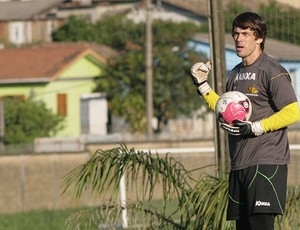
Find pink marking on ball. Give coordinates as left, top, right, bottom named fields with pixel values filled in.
left=221, top=102, right=246, bottom=124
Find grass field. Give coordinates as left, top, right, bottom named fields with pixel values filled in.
left=0, top=202, right=298, bottom=230
left=0, top=200, right=178, bottom=230
left=0, top=208, right=77, bottom=230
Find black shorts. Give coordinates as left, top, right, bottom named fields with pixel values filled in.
left=227, top=165, right=287, bottom=220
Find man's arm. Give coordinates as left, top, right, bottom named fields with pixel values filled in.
left=222, top=102, right=300, bottom=136
left=190, top=62, right=220, bottom=111
left=202, top=90, right=220, bottom=112
left=261, top=101, right=300, bottom=132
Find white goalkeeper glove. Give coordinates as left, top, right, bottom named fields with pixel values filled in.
left=220, top=120, right=264, bottom=136
left=191, top=61, right=212, bottom=95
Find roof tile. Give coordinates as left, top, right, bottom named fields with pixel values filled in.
left=0, top=43, right=117, bottom=83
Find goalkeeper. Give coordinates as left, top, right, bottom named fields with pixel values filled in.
left=190, top=12, right=300, bottom=230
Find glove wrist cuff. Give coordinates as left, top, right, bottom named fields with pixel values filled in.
left=198, top=82, right=212, bottom=95
left=252, top=121, right=264, bottom=136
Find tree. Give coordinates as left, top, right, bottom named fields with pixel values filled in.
left=52, top=15, right=144, bottom=50
left=260, top=1, right=300, bottom=44
left=92, top=14, right=145, bottom=50
left=94, top=17, right=208, bottom=133
left=4, top=98, right=65, bottom=144
left=62, top=144, right=300, bottom=229
left=52, top=15, right=95, bottom=42
left=223, top=1, right=247, bottom=34
left=98, top=47, right=206, bottom=133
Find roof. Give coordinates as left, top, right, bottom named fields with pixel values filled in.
left=0, top=0, right=62, bottom=21
left=161, top=0, right=209, bottom=17
left=193, top=33, right=300, bottom=61
left=1, top=0, right=297, bottom=22
left=0, top=43, right=117, bottom=84
left=160, top=0, right=299, bottom=18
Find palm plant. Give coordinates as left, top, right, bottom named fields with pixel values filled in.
left=62, top=144, right=300, bottom=229
left=276, top=185, right=300, bottom=230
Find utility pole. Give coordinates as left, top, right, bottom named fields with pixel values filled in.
left=208, top=0, right=229, bottom=178
left=0, top=100, right=4, bottom=146
left=145, top=0, right=153, bottom=141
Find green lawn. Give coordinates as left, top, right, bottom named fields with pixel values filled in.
left=0, top=200, right=179, bottom=230
left=0, top=209, right=76, bottom=230
left=0, top=202, right=298, bottom=230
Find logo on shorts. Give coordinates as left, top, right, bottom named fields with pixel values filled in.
left=255, top=201, right=271, bottom=207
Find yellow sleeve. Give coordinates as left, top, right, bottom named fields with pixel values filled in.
left=261, top=102, right=300, bottom=132
left=202, top=90, right=220, bottom=111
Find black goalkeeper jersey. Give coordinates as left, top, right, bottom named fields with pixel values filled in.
left=226, top=52, right=298, bottom=170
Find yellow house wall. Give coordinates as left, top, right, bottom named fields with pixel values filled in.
left=0, top=55, right=103, bottom=137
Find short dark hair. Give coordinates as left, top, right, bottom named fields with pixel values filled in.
left=232, top=12, right=267, bottom=50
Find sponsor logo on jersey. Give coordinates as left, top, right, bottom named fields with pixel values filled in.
left=235, top=72, right=256, bottom=81
left=255, top=201, right=271, bottom=207
left=246, top=85, right=259, bottom=94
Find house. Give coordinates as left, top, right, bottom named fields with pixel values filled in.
left=1, top=0, right=298, bottom=46
left=0, top=42, right=117, bottom=137
left=0, top=0, right=148, bottom=46
left=0, top=0, right=64, bottom=45
left=57, top=0, right=208, bottom=26
left=124, top=0, right=209, bottom=25
left=57, top=0, right=140, bottom=23
left=0, top=0, right=208, bottom=46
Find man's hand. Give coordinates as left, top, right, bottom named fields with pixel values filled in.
left=190, top=61, right=212, bottom=95
left=191, top=61, right=211, bottom=86
left=220, top=120, right=264, bottom=136
left=220, top=123, right=242, bottom=136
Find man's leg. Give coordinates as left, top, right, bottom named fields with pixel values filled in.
left=236, top=214, right=275, bottom=230
left=236, top=217, right=250, bottom=230
left=248, top=214, right=275, bottom=230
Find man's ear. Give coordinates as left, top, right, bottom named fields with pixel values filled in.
left=256, top=38, right=263, bottom=45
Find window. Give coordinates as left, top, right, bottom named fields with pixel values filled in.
left=9, top=22, right=25, bottom=45
left=57, top=94, right=67, bottom=116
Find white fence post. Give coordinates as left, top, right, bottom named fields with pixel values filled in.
left=119, top=173, right=128, bottom=228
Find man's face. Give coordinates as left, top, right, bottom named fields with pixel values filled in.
left=232, top=27, right=263, bottom=62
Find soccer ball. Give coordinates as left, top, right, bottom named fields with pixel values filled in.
left=215, top=91, right=252, bottom=124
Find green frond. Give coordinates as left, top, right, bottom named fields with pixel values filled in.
left=62, top=144, right=192, bottom=202
left=184, top=174, right=234, bottom=230
left=63, top=144, right=300, bottom=229
left=275, top=184, right=300, bottom=230
left=65, top=201, right=186, bottom=230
